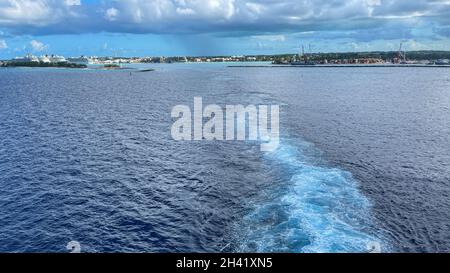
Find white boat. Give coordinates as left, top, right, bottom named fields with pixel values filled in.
left=12, top=54, right=39, bottom=63
left=48, top=55, right=67, bottom=63
left=39, top=55, right=51, bottom=63
left=68, top=56, right=92, bottom=64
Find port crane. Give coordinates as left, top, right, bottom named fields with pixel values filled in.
left=397, top=42, right=407, bottom=64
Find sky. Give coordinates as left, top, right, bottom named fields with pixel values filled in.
left=1, top=0, right=450, bottom=58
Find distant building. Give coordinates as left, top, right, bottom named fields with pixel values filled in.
left=212, top=57, right=226, bottom=62
left=435, top=59, right=449, bottom=65
left=152, top=56, right=165, bottom=63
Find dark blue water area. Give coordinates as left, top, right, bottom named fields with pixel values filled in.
left=0, top=65, right=449, bottom=252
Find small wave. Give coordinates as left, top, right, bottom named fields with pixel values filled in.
left=237, top=140, right=386, bottom=253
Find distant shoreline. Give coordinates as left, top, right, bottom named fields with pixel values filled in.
left=1, top=61, right=87, bottom=69
left=228, top=64, right=450, bottom=68
left=2, top=50, right=450, bottom=65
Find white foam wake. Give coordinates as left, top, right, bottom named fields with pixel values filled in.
left=237, top=140, right=385, bottom=253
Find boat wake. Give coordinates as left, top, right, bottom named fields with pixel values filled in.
left=236, top=139, right=386, bottom=253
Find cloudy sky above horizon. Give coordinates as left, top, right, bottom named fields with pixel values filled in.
left=1, top=0, right=450, bottom=58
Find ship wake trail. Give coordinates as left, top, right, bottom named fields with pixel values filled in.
left=236, top=139, right=386, bottom=253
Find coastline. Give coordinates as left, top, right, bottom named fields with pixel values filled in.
left=1, top=62, right=87, bottom=69
left=228, top=64, right=450, bottom=68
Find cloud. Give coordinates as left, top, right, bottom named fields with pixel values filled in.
left=105, top=7, right=119, bottom=21
left=252, top=35, right=286, bottom=42
left=30, top=39, right=47, bottom=51
left=176, top=7, right=196, bottom=16
left=0, top=0, right=450, bottom=41
left=0, top=39, right=6, bottom=49
left=0, top=0, right=82, bottom=27
left=65, top=0, right=80, bottom=6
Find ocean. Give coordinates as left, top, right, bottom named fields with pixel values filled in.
left=0, top=64, right=449, bottom=252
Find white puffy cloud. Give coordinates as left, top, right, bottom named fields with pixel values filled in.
left=0, top=0, right=54, bottom=26
left=105, top=7, right=119, bottom=21
left=102, top=0, right=236, bottom=23
left=30, top=39, right=47, bottom=51
left=65, top=0, right=80, bottom=6
left=0, top=0, right=82, bottom=27
left=252, top=35, right=286, bottom=42
left=176, top=7, right=195, bottom=15
left=0, top=39, right=7, bottom=49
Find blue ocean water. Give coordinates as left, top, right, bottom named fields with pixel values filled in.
left=0, top=65, right=449, bottom=252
